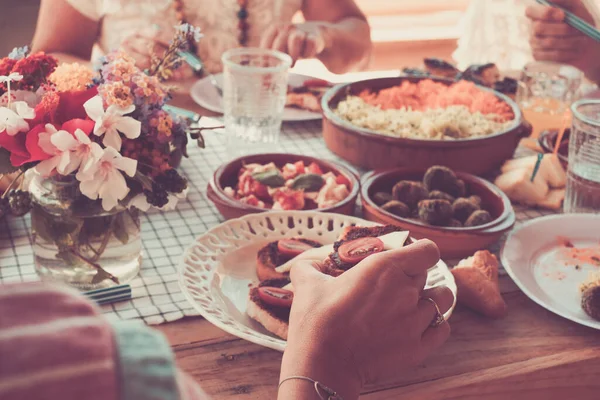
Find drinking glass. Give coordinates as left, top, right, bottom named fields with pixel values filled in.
left=221, top=48, right=292, bottom=156
left=517, top=62, right=583, bottom=138
left=564, top=100, right=600, bottom=213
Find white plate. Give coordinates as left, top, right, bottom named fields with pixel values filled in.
left=189, top=73, right=323, bottom=122
left=179, top=211, right=457, bottom=352
left=501, top=214, right=600, bottom=330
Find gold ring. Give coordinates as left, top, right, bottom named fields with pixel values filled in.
left=423, top=297, right=445, bottom=328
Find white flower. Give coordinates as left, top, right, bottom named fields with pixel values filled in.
left=0, top=102, right=33, bottom=136
left=129, top=188, right=188, bottom=211
left=0, top=72, right=23, bottom=84
left=83, top=95, right=141, bottom=151
left=77, top=147, right=138, bottom=211
left=36, top=126, right=104, bottom=177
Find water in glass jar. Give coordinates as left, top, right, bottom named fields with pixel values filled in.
left=565, top=161, right=600, bottom=213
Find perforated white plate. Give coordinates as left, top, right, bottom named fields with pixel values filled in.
left=179, top=211, right=457, bottom=351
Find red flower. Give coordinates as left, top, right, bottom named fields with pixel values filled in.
left=11, top=52, right=58, bottom=90
left=0, top=57, right=17, bottom=94
left=54, top=86, right=98, bottom=125
left=62, top=118, right=95, bottom=136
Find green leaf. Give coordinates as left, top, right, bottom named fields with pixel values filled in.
left=291, top=174, right=325, bottom=192
left=31, top=208, right=55, bottom=243
left=92, top=268, right=114, bottom=285
left=252, top=169, right=285, bottom=188
left=113, top=213, right=129, bottom=244
left=0, top=148, right=18, bottom=174
left=56, top=249, right=82, bottom=267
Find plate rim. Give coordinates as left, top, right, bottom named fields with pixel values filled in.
left=189, top=72, right=323, bottom=121
left=501, top=213, right=600, bottom=330
left=178, top=210, right=457, bottom=351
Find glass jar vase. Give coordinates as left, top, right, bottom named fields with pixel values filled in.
left=29, top=174, right=142, bottom=289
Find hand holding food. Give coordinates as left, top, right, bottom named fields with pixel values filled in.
left=451, top=250, right=507, bottom=319
left=259, top=23, right=326, bottom=66
left=278, top=240, right=453, bottom=398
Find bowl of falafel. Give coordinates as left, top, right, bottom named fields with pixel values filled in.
left=360, top=165, right=515, bottom=259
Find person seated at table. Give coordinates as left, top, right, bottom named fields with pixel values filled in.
left=0, top=240, right=452, bottom=400
left=30, top=0, right=372, bottom=78
left=526, top=0, right=600, bottom=83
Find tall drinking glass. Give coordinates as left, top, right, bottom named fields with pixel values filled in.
left=564, top=100, right=600, bottom=213
left=517, top=62, right=583, bottom=138
left=221, top=48, right=292, bottom=156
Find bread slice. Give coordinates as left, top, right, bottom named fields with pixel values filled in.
left=256, top=238, right=321, bottom=282
left=246, top=278, right=291, bottom=340
left=451, top=251, right=507, bottom=319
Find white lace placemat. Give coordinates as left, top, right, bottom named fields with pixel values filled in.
left=0, top=119, right=555, bottom=324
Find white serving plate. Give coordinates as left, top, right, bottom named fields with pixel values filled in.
left=502, top=214, right=600, bottom=330
left=189, top=72, right=322, bottom=122
left=179, top=211, right=457, bottom=352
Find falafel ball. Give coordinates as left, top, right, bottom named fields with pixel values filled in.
left=452, top=198, right=481, bottom=223
left=381, top=200, right=411, bottom=218
left=468, top=195, right=482, bottom=207
left=418, top=199, right=453, bottom=226
left=423, top=166, right=464, bottom=197
left=464, top=210, right=493, bottom=227
left=582, top=286, right=600, bottom=321
left=448, top=219, right=463, bottom=228
left=373, top=192, right=393, bottom=206
left=392, top=181, right=429, bottom=209
left=429, top=190, right=455, bottom=203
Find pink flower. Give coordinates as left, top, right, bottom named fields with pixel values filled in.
left=83, top=95, right=141, bottom=151
left=77, top=147, right=137, bottom=211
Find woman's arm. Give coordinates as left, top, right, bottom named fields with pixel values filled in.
left=302, top=0, right=372, bottom=73
left=31, top=0, right=99, bottom=64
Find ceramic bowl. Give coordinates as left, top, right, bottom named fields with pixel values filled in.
left=321, top=76, right=531, bottom=176
left=207, top=153, right=360, bottom=220
left=360, top=168, right=516, bottom=259
left=538, top=129, right=570, bottom=168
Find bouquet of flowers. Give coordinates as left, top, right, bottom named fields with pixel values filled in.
left=0, top=24, right=205, bottom=285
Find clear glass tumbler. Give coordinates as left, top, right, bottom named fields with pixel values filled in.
left=564, top=100, right=600, bottom=213
left=221, top=48, right=292, bottom=156
left=517, top=61, right=583, bottom=138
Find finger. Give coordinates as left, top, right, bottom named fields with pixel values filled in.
left=287, top=29, right=306, bottom=64
left=352, top=239, right=441, bottom=279
left=420, top=320, right=451, bottom=356
left=532, top=21, right=580, bottom=37
left=526, top=4, right=565, bottom=22
left=260, top=24, right=281, bottom=49
left=302, top=34, right=318, bottom=59
left=290, top=260, right=331, bottom=289
left=272, top=25, right=294, bottom=53
left=415, top=286, right=455, bottom=333
left=530, top=35, right=586, bottom=51
left=532, top=48, right=580, bottom=63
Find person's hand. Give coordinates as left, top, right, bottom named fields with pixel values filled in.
left=526, top=0, right=600, bottom=80
left=259, top=23, right=327, bottom=66
left=121, top=27, right=194, bottom=80
left=279, top=240, right=454, bottom=399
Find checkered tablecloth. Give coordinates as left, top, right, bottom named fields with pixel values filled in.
left=0, top=120, right=555, bottom=324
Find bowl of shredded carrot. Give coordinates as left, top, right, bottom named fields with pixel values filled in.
left=322, top=76, right=531, bottom=176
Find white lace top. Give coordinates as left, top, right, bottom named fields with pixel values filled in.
left=66, top=0, right=302, bottom=73
left=453, top=0, right=600, bottom=71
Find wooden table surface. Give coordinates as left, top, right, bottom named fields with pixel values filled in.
left=157, top=79, right=600, bottom=399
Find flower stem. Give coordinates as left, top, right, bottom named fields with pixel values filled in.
left=68, top=249, right=119, bottom=284
left=91, top=216, right=115, bottom=263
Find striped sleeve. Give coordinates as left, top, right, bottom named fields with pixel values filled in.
left=0, top=283, right=119, bottom=400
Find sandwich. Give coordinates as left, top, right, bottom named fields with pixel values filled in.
left=247, top=225, right=410, bottom=339
left=256, top=238, right=322, bottom=282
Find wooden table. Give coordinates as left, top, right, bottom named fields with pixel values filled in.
left=157, top=81, right=600, bottom=399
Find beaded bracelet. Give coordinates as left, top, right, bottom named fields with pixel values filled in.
left=278, top=376, right=343, bottom=400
